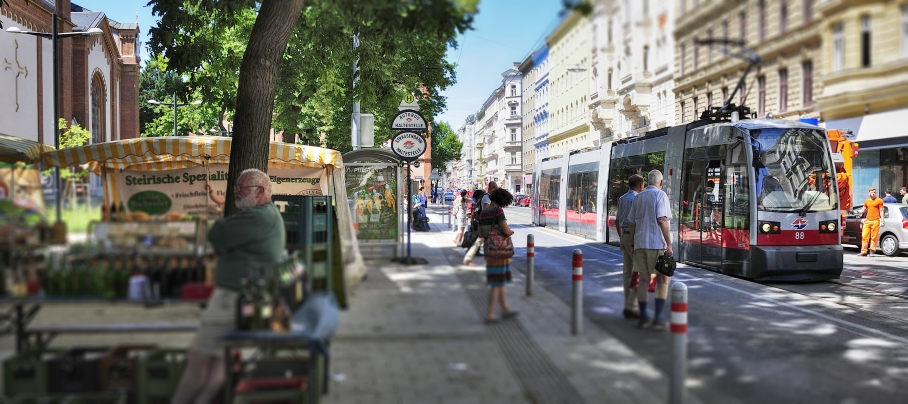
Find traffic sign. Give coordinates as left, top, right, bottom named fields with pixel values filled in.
left=399, top=95, right=420, bottom=111
left=390, top=110, right=428, bottom=131
left=390, top=131, right=427, bottom=162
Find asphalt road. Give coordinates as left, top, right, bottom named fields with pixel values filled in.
left=487, top=205, right=908, bottom=403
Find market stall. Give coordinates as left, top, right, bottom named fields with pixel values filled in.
left=0, top=133, right=55, bottom=295
left=39, top=136, right=365, bottom=302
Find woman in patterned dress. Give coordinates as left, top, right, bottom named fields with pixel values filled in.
left=478, top=188, right=518, bottom=323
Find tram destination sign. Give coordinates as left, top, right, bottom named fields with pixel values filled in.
left=390, top=131, right=427, bottom=162
left=390, top=109, right=428, bottom=131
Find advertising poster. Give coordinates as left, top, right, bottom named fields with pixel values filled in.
left=345, top=165, right=398, bottom=243
left=0, top=162, right=48, bottom=229
left=113, top=165, right=327, bottom=219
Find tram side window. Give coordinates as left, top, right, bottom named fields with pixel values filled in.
left=540, top=168, right=561, bottom=210
left=607, top=151, right=666, bottom=236
left=725, top=166, right=750, bottom=229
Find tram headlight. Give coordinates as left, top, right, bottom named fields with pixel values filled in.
left=819, top=220, right=838, bottom=233
left=759, top=221, right=781, bottom=234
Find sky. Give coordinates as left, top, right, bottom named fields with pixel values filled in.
left=74, top=0, right=568, bottom=128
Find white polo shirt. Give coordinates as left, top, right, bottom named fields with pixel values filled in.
left=628, top=185, right=672, bottom=250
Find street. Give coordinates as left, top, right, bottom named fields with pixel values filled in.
left=438, top=204, right=908, bottom=403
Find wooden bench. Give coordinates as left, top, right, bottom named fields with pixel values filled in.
left=21, top=321, right=199, bottom=351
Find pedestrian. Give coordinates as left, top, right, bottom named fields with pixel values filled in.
left=463, top=189, right=486, bottom=266
left=901, top=187, right=908, bottom=204
left=171, top=168, right=286, bottom=403
left=617, top=174, right=645, bottom=320
left=418, top=186, right=428, bottom=207
left=453, top=190, right=468, bottom=246
left=859, top=187, right=884, bottom=256
left=628, top=169, right=673, bottom=330
left=478, top=188, right=518, bottom=323
left=481, top=181, right=499, bottom=209
left=883, top=189, right=898, bottom=203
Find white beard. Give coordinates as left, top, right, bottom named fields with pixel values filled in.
left=236, top=193, right=256, bottom=210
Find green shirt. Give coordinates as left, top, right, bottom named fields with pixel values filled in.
left=209, top=203, right=286, bottom=291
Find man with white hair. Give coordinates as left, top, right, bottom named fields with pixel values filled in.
left=628, top=169, right=673, bottom=330
left=172, top=168, right=286, bottom=403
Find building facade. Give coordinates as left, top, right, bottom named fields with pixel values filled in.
left=454, top=114, right=477, bottom=190
left=1, top=0, right=141, bottom=146
left=817, top=0, right=908, bottom=195
left=590, top=0, right=676, bottom=142
left=521, top=44, right=550, bottom=194
left=546, top=11, right=592, bottom=156
left=674, top=0, right=821, bottom=125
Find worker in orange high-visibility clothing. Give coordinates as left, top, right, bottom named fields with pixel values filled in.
left=859, top=187, right=884, bottom=256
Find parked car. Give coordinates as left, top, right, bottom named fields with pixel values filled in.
left=519, top=195, right=531, bottom=207
left=513, top=194, right=526, bottom=206
left=842, top=203, right=908, bottom=256
left=444, top=191, right=455, bottom=204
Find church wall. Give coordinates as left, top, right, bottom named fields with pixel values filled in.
left=0, top=15, right=40, bottom=143
left=87, top=38, right=111, bottom=142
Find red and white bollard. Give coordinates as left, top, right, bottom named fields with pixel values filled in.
left=670, top=282, right=688, bottom=404
left=526, top=234, right=535, bottom=297
left=571, top=249, right=583, bottom=335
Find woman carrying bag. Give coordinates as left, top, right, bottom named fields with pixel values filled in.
left=477, top=188, right=518, bottom=324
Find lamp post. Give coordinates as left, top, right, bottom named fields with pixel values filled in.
left=6, top=14, right=103, bottom=238
left=148, top=93, right=202, bottom=137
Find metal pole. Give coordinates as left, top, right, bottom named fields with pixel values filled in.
left=526, top=234, right=535, bottom=296
left=406, top=163, right=412, bottom=259
left=173, top=92, right=178, bottom=137
left=351, top=34, right=361, bottom=150
left=670, top=282, right=688, bottom=404
left=571, top=249, right=582, bottom=335
left=52, top=13, right=61, bottom=225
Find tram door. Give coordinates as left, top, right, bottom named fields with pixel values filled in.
left=679, top=157, right=724, bottom=268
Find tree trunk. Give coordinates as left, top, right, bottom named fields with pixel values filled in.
left=225, top=0, right=306, bottom=216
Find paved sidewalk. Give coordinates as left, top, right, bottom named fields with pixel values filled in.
left=323, top=208, right=704, bottom=404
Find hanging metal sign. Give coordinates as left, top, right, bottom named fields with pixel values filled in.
left=390, top=131, right=427, bottom=162
left=389, top=109, right=428, bottom=131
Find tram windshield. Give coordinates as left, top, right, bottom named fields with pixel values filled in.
left=752, top=127, right=837, bottom=213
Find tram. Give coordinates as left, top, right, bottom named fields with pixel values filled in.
left=532, top=111, right=844, bottom=281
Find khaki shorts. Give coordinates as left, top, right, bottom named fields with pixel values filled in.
left=632, top=248, right=665, bottom=276
left=189, top=288, right=237, bottom=357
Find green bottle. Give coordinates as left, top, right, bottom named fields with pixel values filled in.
left=254, top=278, right=272, bottom=330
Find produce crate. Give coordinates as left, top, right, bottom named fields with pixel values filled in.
left=99, top=345, right=156, bottom=399
left=136, top=349, right=187, bottom=404
left=3, top=349, right=63, bottom=397
left=8, top=393, right=69, bottom=404
left=233, top=378, right=307, bottom=404
left=59, top=392, right=128, bottom=404
left=47, top=347, right=107, bottom=394
left=271, top=195, right=333, bottom=292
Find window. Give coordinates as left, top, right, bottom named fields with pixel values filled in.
left=511, top=152, right=517, bottom=165
left=694, top=96, right=699, bottom=118
left=739, top=11, right=746, bottom=42
left=644, top=0, right=649, bottom=16
left=739, top=81, right=746, bottom=106
left=681, top=0, right=685, bottom=15
left=758, top=0, right=766, bottom=41
left=862, top=15, right=872, bottom=67
left=721, top=87, right=729, bottom=106
left=90, top=74, right=106, bottom=144
left=680, top=43, right=686, bottom=75
left=804, top=0, right=813, bottom=23
left=511, top=105, right=517, bottom=116
left=780, top=0, right=788, bottom=34
left=722, top=20, right=729, bottom=53
left=681, top=100, right=686, bottom=122
left=904, top=5, right=908, bottom=57
left=693, top=40, right=699, bottom=70
left=643, top=45, right=649, bottom=71
left=833, top=23, right=845, bottom=71
left=608, top=19, right=613, bottom=43
left=608, top=69, right=613, bottom=90
left=511, top=128, right=517, bottom=142
left=510, top=85, right=517, bottom=96
left=758, top=75, right=766, bottom=116
left=707, top=29, right=714, bottom=62
left=778, top=68, right=788, bottom=112
left=802, top=60, right=813, bottom=107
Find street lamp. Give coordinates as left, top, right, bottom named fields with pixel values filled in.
left=148, top=93, right=203, bottom=136
left=6, top=14, right=103, bottom=240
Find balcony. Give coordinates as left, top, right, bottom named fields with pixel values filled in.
left=504, top=141, right=521, bottom=152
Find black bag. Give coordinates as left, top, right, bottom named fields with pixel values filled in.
left=655, top=254, right=676, bottom=277
left=460, top=231, right=476, bottom=248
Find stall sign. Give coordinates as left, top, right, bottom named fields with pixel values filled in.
left=0, top=162, right=47, bottom=228
left=113, top=165, right=327, bottom=219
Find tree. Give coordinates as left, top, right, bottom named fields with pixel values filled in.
left=430, top=121, right=462, bottom=190
left=147, top=0, right=477, bottom=215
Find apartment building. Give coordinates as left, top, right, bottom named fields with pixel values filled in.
left=817, top=0, right=908, bottom=194
left=674, top=0, right=821, bottom=124
left=547, top=11, right=593, bottom=156
left=519, top=44, right=550, bottom=195
left=454, top=115, right=477, bottom=190
left=590, top=0, right=676, bottom=142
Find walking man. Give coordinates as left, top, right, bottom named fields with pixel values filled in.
left=883, top=189, right=897, bottom=203
left=859, top=187, right=884, bottom=256
left=628, top=170, right=673, bottom=330
left=616, top=174, right=645, bottom=320
left=901, top=187, right=908, bottom=204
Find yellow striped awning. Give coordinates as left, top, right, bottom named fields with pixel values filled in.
left=0, top=133, right=56, bottom=164
left=41, top=136, right=343, bottom=173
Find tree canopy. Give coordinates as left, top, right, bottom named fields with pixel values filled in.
left=146, top=0, right=477, bottom=214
